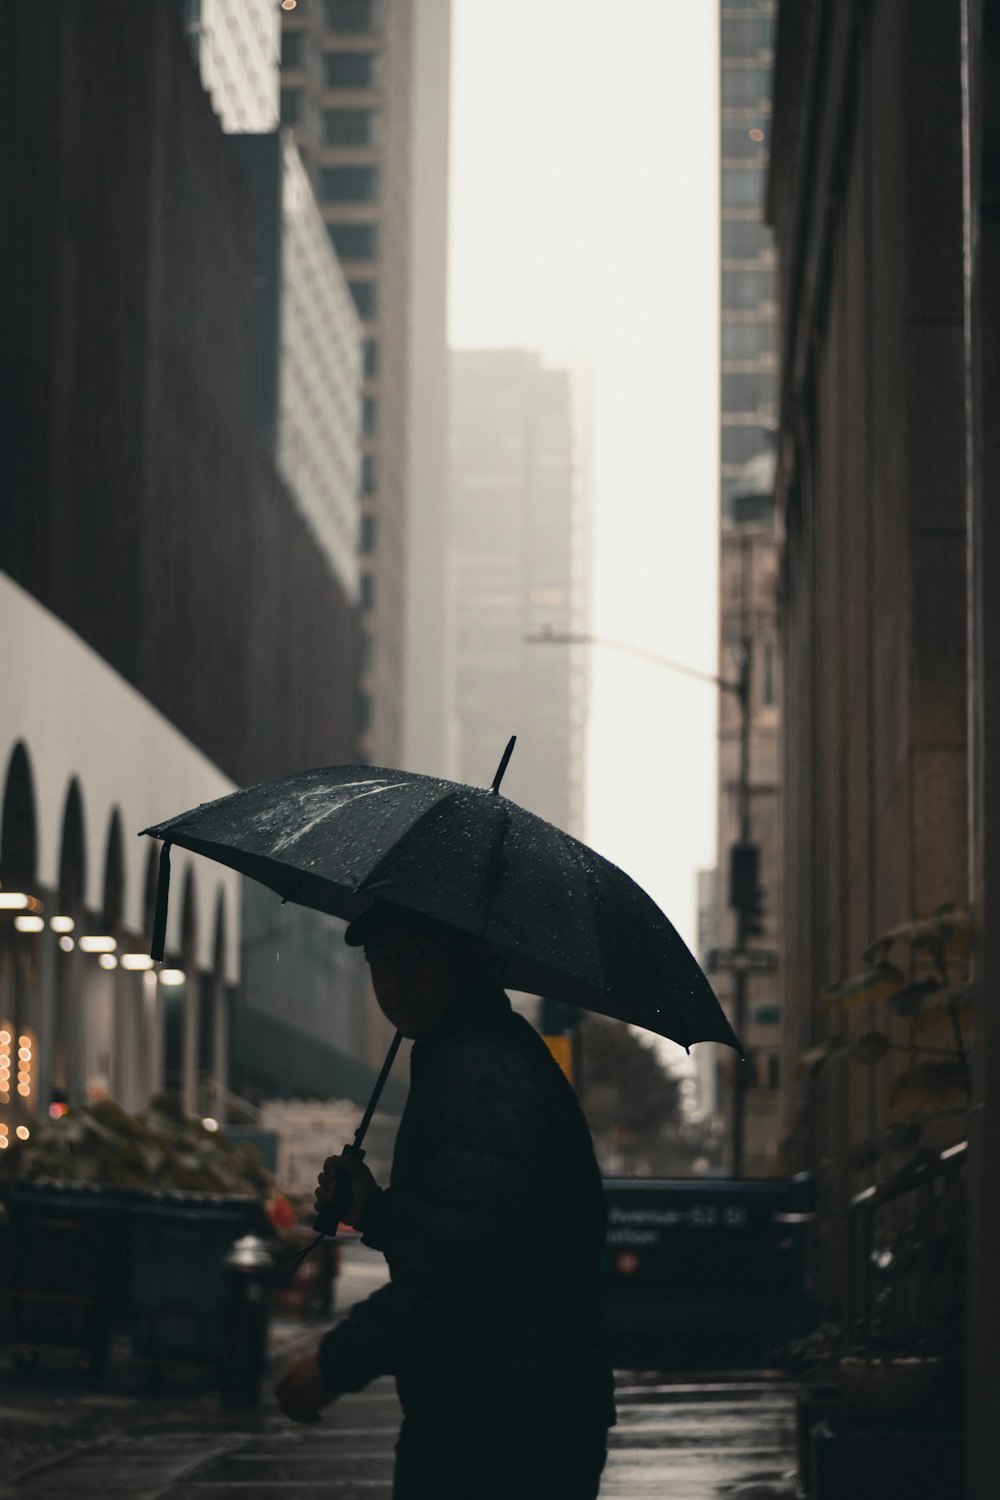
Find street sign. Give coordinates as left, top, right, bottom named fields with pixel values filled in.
left=705, top=946, right=779, bottom=975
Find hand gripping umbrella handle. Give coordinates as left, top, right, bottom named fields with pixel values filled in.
left=313, top=1030, right=403, bottom=1239
left=313, top=1142, right=365, bottom=1237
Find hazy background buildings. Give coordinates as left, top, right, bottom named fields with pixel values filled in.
left=1, top=1, right=752, bottom=1181
left=448, top=349, right=588, bottom=834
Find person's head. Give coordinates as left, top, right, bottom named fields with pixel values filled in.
left=345, top=903, right=491, bottom=1038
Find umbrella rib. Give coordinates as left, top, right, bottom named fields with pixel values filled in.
left=354, top=789, right=464, bottom=908
left=563, top=832, right=609, bottom=995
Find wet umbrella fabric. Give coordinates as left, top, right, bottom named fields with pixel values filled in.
left=140, top=762, right=739, bottom=1052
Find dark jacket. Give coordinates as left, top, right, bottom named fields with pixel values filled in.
left=318, top=984, right=615, bottom=1434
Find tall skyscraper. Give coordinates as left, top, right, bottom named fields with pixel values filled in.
left=716, top=0, right=783, bottom=1175
left=182, top=0, right=280, bottom=133
left=449, top=350, right=587, bottom=837
left=0, top=1, right=370, bottom=1128
left=280, top=0, right=451, bottom=769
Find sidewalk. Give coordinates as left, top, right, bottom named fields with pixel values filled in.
left=1, top=1244, right=801, bottom=1497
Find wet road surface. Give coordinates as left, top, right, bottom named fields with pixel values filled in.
left=2, top=1245, right=800, bottom=1497
left=3, top=1376, right=799, bottom=1497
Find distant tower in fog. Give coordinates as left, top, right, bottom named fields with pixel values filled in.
left=449, top=350, right=588, bottom=837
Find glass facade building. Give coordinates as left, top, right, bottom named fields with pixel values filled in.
left=279, top=0, right=451, bottom=771
left=720, top=1, right=778, bottom=510
left=714, top=1, right=784, bottom=1175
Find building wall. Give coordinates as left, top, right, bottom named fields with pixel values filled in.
left=0, top=0, right=363, bottom=790
left=0, top=573, right=241, bottom=1127
left=187, top=0, right=280, bottom=132
left=449, top=350, right=586, bottom=835
left=715, top=0, right=784, bottom=1176
left=280, top=0, right=450, bottom=767
left=0, top=0, right=373, bottom=1121
left=403, top=0, right=453, bottom=779
left=720, top=1, right=779, bottom=507
left=769, top=0, right=968, bottom=1284
left=277, top=2, right=407, bottom=762
left=964, top=4, right=1000, bottom=1487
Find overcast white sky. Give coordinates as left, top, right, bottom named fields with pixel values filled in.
left=448, top=0, right=720, bottom=953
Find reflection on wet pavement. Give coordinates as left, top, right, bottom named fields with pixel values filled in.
left=6, top=1375, right=798, bottom=1498
left=4, top=1244, right=798, bottom=1497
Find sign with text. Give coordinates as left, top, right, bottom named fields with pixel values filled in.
left=706, top=946, right=778, bottom=975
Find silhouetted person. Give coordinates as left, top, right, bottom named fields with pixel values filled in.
left=275, top=902, right=615, bottom=1499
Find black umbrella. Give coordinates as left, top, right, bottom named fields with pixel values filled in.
left=140, top=742, right=739, bottom=1240
left=140, top=743, right=739, bottom=1053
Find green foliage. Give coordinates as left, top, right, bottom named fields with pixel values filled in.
left=580, top=1015, right=680, bottom=1137
left=0, top=1094, right=273, bottom=1199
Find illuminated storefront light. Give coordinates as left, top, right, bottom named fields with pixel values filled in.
left=16, top=1033, right=32, bottom=1101
left=121, top=953, right=154, bottom=971
left=0, top=1028, right=10, bottom=1104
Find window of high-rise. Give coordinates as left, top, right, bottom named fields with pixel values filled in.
left=721, top=269, right=775, bottom=310
left=323, top=107, right=379, bottom=146
left=721, top=321, right=776, bottom=359
left=319, top=165, right=379, bottom=202
left=349, top=279, right=377, bottom=319
left=328, top=222, right=379, bottom=260
left=323, top=0, right=384, bottom=33
left=720, top=66, right=771, bottom=107
left=323, top=51, right=382, bottom=89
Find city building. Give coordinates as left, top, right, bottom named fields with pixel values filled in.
left=235, top=131, right=363, bottom=598
left=449, top=350, right=587, bottom=836
left=769, top=1, right=1000, bottom=1490
left=715, top=0, right=783, bottom=1176
left=694, top=867, right=721, bottom=1131
left=182, top=0, right=280, bottom=133
left=0, top=2, right=378, bottom=1139
left=280, top=0, right=451, bottom=771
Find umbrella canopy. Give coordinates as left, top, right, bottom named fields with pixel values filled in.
left=141, top=760, right=740, bottom=1053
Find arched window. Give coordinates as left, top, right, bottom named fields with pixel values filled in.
left=0, top=743, right=38, bottom=891
left=102, top=809, right=125, bottom=931
left=57, top=779, right=87, bottom=914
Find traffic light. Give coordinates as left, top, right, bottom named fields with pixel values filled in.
left=741, top=882, right=766, bottom=939
left=540, top=997, right=579, bottom=1084
left=728, top=840, right=765, bottom=940
left=728, top=840, right=758, bottom=910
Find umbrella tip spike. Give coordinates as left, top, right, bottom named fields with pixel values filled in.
left=490, top=736, right=517, bottom=795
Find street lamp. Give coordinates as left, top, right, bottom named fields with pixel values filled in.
left=526, top=626, right=756, bottom=1176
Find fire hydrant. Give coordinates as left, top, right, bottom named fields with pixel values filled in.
left=218, top=1232, right=273, bottom=1409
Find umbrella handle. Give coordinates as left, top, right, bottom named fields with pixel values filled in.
left=312, top=1031, right=401, bottom=1238
left=313, top=1142, right=365, bottom=1238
